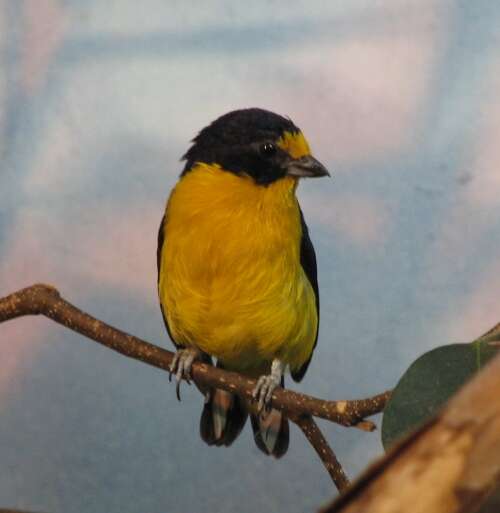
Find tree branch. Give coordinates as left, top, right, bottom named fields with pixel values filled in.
left=0, top=284, right=390, bottom=428
left=291, top=414, right=350, bottom=492
left=0, top=283, right=390, bottom=492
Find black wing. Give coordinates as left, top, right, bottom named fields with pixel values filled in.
left=291, top=208, right=320, bottom=382
left=157, top=214, right=179, bottom=348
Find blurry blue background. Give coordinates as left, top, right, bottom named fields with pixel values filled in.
left=1, top=1, right=500, bottom=511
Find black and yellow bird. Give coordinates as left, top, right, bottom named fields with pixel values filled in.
left=157, top=108, right=329, bottom=457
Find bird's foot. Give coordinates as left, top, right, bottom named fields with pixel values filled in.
left=252, top=359, right=285, bottom=413
left=169, top=347, right=203, bottom=401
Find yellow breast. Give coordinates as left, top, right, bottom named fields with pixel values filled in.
left=158, top=164, right=318, bottom=374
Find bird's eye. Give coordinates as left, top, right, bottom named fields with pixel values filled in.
left=260, top=142, right=277, bottom=157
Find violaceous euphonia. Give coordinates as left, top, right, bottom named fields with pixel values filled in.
left=157, top=108, right=329, bottom=457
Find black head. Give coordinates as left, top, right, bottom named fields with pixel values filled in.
left=181, top=108, right=329, bottom=185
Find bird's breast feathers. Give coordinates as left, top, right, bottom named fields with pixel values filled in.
left=158, top=164, right=318, bottom=373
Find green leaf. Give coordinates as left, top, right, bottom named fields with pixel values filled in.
left=381, top=338, right=499, bottom=450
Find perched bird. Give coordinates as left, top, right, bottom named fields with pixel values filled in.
left=157, top=108, right=329, bottom=457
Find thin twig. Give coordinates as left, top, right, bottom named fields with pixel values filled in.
left=0, top=283, right=391, bottom=491
left=291, top=414, right=350, bottom=492
left=0, top=284, right=390, bottom=427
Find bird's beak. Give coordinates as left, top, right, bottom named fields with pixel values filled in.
left=285, top=155, right=330, bottom=178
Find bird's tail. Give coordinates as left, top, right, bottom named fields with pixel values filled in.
left=249, top=377, right=289, bottom=458
left=250, top=410, right=289, bottom=458
left=200, top=387, right=248, bottom=447
left=199, top=366, right=289, bottom=457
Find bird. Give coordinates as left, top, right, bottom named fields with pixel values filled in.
left=157, top=108, right=329, bottom=457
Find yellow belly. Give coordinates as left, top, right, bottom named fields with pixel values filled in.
left=158, top=164, right=318, bottom=374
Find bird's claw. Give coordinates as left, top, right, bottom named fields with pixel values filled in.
left=169, top=348, right=199, bottom=401
left=252, top=374, right=280, bottom=413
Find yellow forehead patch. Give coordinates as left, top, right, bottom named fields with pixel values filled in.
left=277, top=131, right=311, bottom=159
